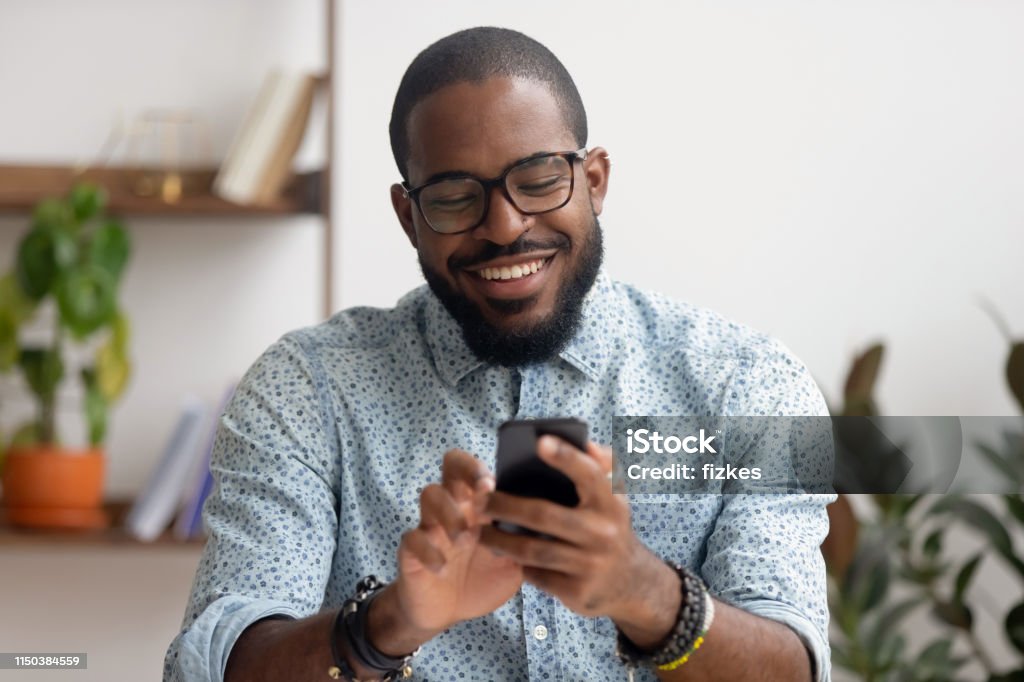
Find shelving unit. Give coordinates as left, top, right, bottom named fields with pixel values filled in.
left=0, top=500, right=205, bottom=549
left=0, top=0, right=336, bottom=316
left=0, top=1, right=338, bottom=545
left=0, top=165, right=322, bottom=216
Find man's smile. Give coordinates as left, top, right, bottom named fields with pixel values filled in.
left=461, top=252, right=559, bottom=301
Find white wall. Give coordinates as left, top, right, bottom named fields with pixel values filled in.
left=337, top=0, right=1024, bottom=417
left=0, top=0, right=327, bottom=497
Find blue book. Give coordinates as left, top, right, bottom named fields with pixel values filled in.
left=125, top=397, right=208, bottom=542
left=173, top=383, right=236, bottom=540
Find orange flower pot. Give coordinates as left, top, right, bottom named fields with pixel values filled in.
left=1, top=445, right=109, bottom=530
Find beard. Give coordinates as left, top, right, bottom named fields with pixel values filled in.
left=420, top=216, right=604, bottom=368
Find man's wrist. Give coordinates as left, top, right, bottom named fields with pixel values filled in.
left=608, top=551, right=682, bottom=650
left=365, top=582, right=442, bottom=658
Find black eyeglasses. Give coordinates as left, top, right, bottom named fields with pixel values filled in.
left=401, top=148, right=588, bottom=234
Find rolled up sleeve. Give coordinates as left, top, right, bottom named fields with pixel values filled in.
left=164, top=332, right=339, bottom=681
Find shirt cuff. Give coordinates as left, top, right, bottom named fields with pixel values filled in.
left=734, top=599, right=831, bottom=682
left=171, top=596, right=303, bottom=682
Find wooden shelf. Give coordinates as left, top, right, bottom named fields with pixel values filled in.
left=0, top=164, right=323, bottom=216
left=0, top=499, right=206, bottom=548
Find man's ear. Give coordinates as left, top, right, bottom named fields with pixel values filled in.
left=582, top=146, right=611, bottom=216
left=390, top=183, right=418, bottom=248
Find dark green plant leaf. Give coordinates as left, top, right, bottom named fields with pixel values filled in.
left=83, top=381, right=107, bottom=446
left=15, top=228, right=61, bottom=299
left=86, top=220, right=130, bottom=281
left=989, top=669, right=1024, bottom=682
left=1006, top=603, right=1024, bottom=655
left=955, top=554, right=983, bottom=602
left=913, top=639, right=957, bottom=679
left=932, top=600, right=972, bottom=630
left=1005, top=495, right=1024, bottom=526
left=0, top=272, right=37, bottom=325
left=69, top=183, right=107, bottom=223
left=931, top=497, right=1013, bottom=556
left=1008, top=342, right=1024, bottom=414
left=979, top=441, right=1022, bottom=484
left=866, top=596, right=925, bottom=655
left=54, top=263, right=116, bottom=339
left=18, top=347, right=64, bottom=400
left=923, top=528, right=944, bottom=558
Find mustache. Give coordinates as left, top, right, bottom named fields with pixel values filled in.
left=449, top=234, right=571, bottom=270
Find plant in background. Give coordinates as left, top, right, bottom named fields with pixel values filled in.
left=0, top=183, right=131, bottom=456
left=825, top=333, right=1024, bottom=682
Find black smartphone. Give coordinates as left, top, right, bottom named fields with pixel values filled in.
left=494, top=418, right=589, bottom=535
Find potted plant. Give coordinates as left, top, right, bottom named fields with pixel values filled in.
left=0, top=183, right=131, bottom=529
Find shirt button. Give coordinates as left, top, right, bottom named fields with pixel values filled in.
left=533, top=624, right=548, bottom=640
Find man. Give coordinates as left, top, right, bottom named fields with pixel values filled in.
left=165, top=27, right=833, bottom=682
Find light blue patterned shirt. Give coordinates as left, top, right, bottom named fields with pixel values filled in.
left=164, top=272, right=834, bottom=682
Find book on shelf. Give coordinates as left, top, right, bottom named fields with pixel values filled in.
left=172, top=383, right=237, bottom=541
left=213, top=69, right=318, bottom=206
left=125, top=397, right=209, bottom=542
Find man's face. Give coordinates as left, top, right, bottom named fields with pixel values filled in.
left=391, top=77, right=610, bottom=365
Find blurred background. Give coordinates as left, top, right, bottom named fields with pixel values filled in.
left=0, top=1, right=1021, bottom=680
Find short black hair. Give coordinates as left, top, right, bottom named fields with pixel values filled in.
left=389, top=27, right=588, bottom=182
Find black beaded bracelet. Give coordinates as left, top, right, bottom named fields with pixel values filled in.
left=614, top=559, right=711, bottom=671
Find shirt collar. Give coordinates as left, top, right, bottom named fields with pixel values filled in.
left=420, top=269, right=616, bottom=386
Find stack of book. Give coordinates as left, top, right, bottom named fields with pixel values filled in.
left=125, top=384, right=236, bottom=542
left=213, top=69, right=318, bottom=205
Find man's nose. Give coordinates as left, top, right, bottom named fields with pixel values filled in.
left=473, top=186, right=530, bottom=245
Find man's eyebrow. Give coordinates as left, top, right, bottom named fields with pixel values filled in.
left=418, top=151, right=559, bottom=186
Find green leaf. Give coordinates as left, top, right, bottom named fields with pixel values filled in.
left=913, top=639, right=955, bottom=676
left=95, top=336, right=130, bottom=401
left=1006, top=603, right=1024, bottom=655
left=1006, top=495, right=1024, bottom=526
left=110, top=309, right=129, bottom=353
left=979, top=441, right=1022, bottom=484
left=83, top=381, right=107, bottom=446
left=30, top=197, right=73, bottom=233
left=932, top=600, right=972, bottom=630
left=931, top=497, right=1013, bottom=556
left=923, top=528, right=944, bottom=558
left=866, top=596, right=925, bottom=655
left=0, top=308, right=18, bottom=371
left=18, top=347, right=64, bottom=400
left=69, top=183, right=107, bottom=223
left=86, top=220, right=130, bottom=281
left=0, top=272, right=37, bottom=325
left=54, top=263, right=116, bottom=338
left=955, top=554, right=983, bottom=602
left=989, top=669, right=1024, bottom=682
left=15, top=228, right=62, bottom=299
left=1008, top=342, right=1024, bottom=414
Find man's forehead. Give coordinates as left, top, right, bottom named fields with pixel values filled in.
left=404, top=76, right=576, bottom=182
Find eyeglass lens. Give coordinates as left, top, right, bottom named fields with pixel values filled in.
left=418, top=154, right=574, bottom=233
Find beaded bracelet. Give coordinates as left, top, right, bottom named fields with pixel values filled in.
left=614, top=560, right=713, bottom=673
left=656, top=588, right=716, bottom=671
left=327, top=575, right=418, bottom=681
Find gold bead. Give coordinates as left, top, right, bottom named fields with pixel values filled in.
left=401, top=664, right=414, bottom=678
left=327, top=665, right=342, bottom=679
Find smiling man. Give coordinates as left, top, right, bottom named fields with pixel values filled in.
left=165, top=27, right=834, bottom=682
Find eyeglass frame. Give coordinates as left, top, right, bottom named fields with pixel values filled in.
left=400, top=148, right=590, bottom=235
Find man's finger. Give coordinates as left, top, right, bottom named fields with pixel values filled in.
left=479, top=525, right=587, bottom=574
left=441, top=448, right=495, bottom=498
left=420, top=484, right=468, bottom=540
left=536, top=436, right=607, bottom=505
left=399, top=528, right=446, bottom=574
left=485, top=491, right=603, bottom=545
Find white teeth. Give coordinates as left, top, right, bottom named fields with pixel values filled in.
left=477, top=258, right=547, bottom=281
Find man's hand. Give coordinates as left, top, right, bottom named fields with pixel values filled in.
left=479, top=436, right=681, bottom=648
left=380, top=449, right=524, bottom=642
